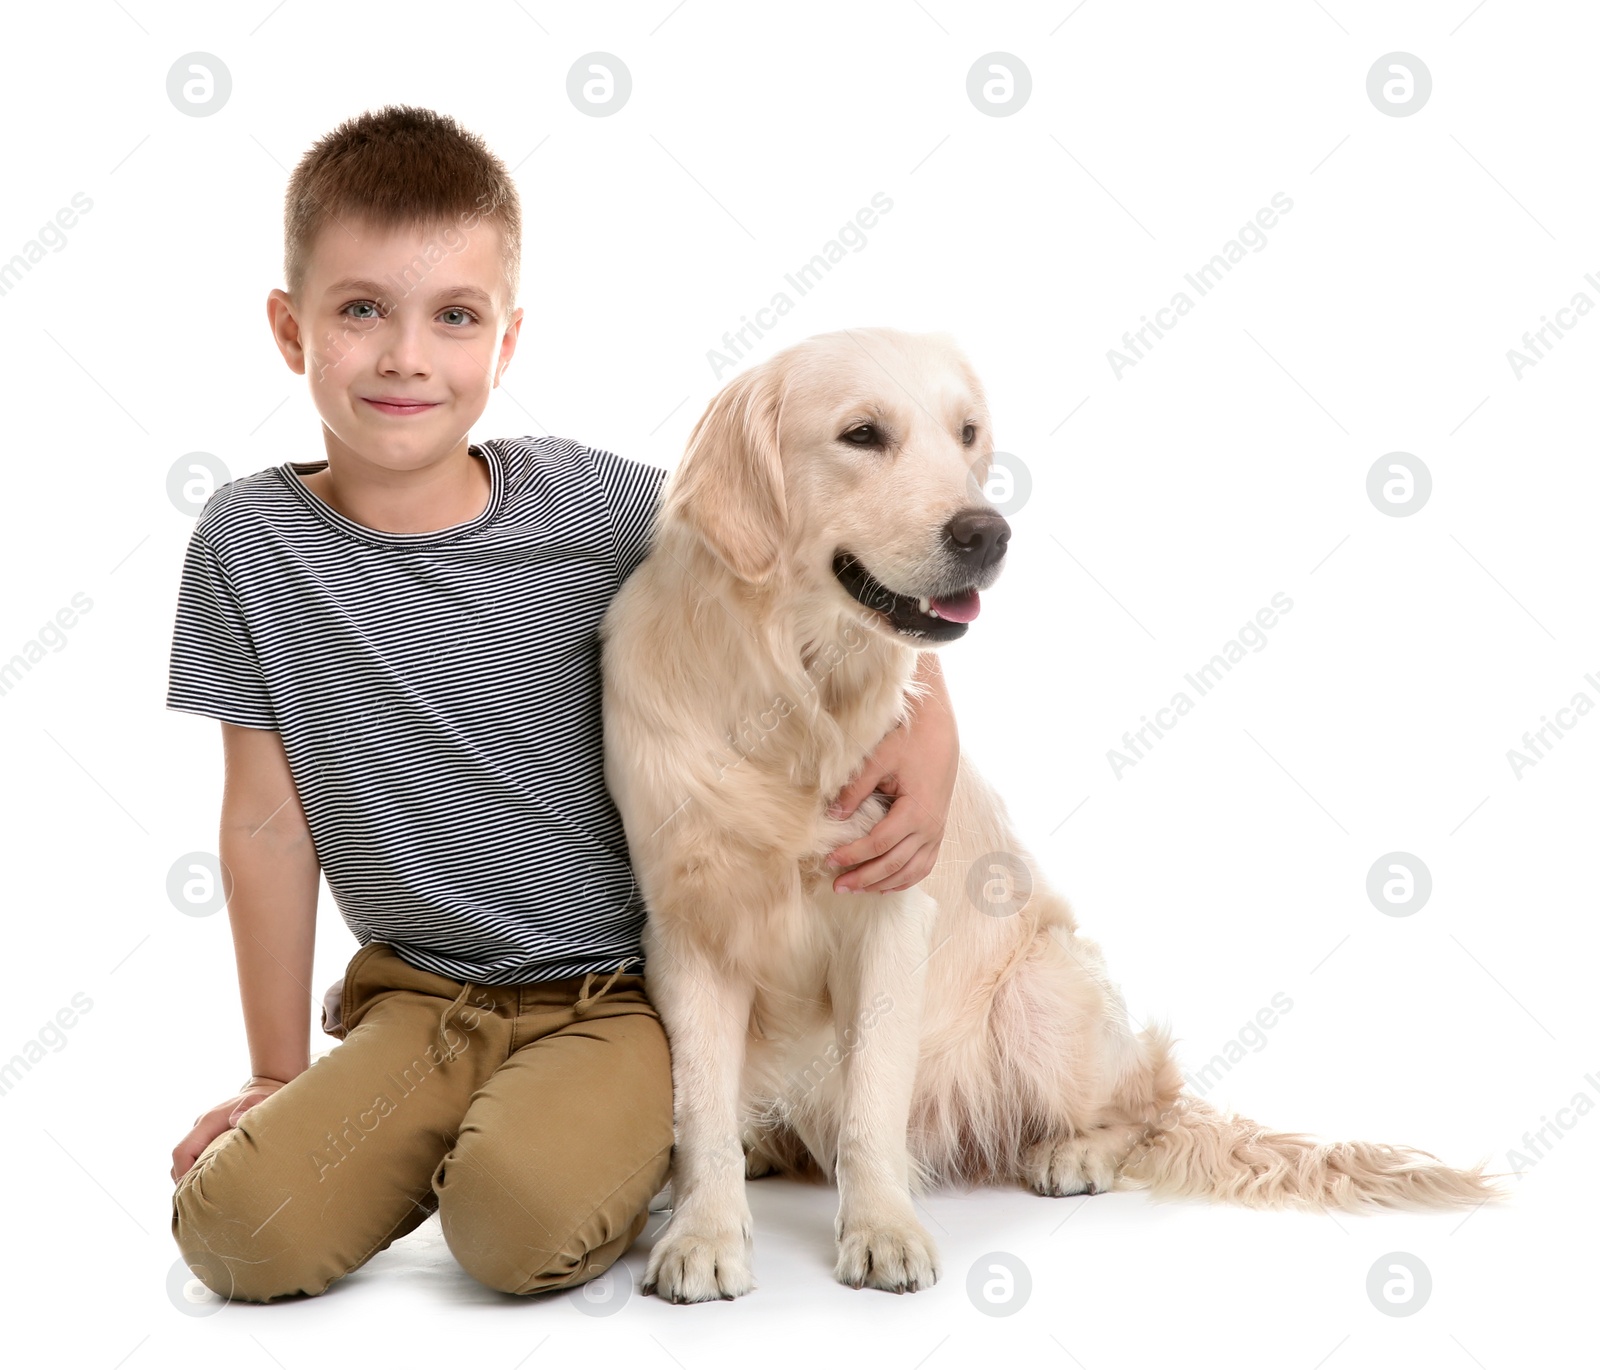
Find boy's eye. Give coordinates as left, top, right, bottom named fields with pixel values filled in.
left=340, top=301, right=477, bottom=325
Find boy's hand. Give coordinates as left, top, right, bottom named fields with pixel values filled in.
left=170, top=1076, right=289, bottom=1183
left=825, top=655, right=959, bottom=895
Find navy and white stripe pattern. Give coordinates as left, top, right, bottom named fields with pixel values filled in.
left=167, top=436, right=668, bottom=985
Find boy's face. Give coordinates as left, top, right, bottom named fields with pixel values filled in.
left=268, top=215, right=522, bottom=467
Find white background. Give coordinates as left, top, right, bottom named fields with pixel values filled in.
left=1, top=1, right=1593, bottom=1366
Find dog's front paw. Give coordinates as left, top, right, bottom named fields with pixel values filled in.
left=643, top=1218, right=754, bottom=1303
left=834, top=1217, right=940, bottom=1293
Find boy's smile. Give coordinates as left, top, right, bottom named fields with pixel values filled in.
left=363, top=396, right=442, bottom=417
left=266, top=214, right=523, bottom=533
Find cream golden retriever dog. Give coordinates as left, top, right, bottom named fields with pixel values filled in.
left=599, top=327, right=1498, bottom=1303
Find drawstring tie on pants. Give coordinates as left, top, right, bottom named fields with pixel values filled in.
left=574, top=957, right=640, bottom=1014
left=436, top=957, right=641, bottom=1063
left=437, top=981, right=478, bottom=1065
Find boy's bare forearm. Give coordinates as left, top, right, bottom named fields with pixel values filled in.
left=219, top=821, right=320, bottom=1083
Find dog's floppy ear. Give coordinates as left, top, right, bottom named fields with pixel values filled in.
left=664, top=361, right=788, bottom=585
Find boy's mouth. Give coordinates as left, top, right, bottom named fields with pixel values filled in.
left=363, top=397, right=441, bottom=417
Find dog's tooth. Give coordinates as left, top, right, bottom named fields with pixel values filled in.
left=917, top=596, right=930, bottom=613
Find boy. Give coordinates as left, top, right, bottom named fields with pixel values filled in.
left=167, top=104, right=961, bottom=1303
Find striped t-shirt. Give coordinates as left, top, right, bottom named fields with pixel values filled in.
left=166, top=435, right=668, bottom=985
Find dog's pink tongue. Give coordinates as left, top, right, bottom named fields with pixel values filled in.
left=931, top=589, right=981, bottom=623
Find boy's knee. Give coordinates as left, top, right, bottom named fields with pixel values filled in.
left=526, top=1203, right=654, bottom=1294
left=450, top=1197, right=655, bottom=1297
left=172, top=1178, right=328, bottom=1304
left=439, top=1144, right=669, bottom=1297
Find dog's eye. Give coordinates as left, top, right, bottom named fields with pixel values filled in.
left=961, top=424, right=977, bottom=446
left=840, top=424, right=883, bottom=449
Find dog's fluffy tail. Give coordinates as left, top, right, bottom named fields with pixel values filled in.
left=1117, top=1091, right=1506, bottom=1213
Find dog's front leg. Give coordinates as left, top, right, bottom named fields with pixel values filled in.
left=827, top=887, right=941, bottom=1293
left=642, top=929, right=758, bottom=1303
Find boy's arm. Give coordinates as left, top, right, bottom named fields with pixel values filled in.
left=825, top=652, right=960, bottom=894
left=220, top=722, right=321, bottom=1083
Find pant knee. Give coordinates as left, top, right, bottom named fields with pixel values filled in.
left=171, top=1164, right=432, bottom=1304
left=532, top=1203, right=653, bottom=1293
left=439, top=1147, right=667, bottom=1296
left=450, top=1202, right=652, bottom=1296
left=172, top=1181, right=326, bottom=1304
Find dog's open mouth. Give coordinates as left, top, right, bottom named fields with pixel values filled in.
left=832, top=552, right=981, bottom=642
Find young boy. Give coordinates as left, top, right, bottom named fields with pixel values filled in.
left=167, top=104, right=961, bottom=1304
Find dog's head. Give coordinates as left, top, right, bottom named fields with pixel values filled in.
left=662, top=327, right=1009, bottom=646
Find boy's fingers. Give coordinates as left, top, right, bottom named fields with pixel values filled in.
left=834, top=833, right=919, bottom=893
left=827, top=767, right=883, bottom=818
left=828, top=801, right=916, bottom=870
left=878, top=851, right=934, bottom=893
left=861, top=848, right=924, bottom=892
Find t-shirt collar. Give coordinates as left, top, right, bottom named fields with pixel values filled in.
left=278, top=442, right=503, bottom=549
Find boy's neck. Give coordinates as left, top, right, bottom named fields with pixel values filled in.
left=300, top=440, right=491, bottom=535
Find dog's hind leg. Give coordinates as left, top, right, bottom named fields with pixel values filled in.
left=742, top=1120, right=822, bottom=1180
left=1022, top=1123, right=1149, bottom=1197
left=987, top=920, right=1182, bottom=1200
left=743, top=1133, right=781, bottom=1179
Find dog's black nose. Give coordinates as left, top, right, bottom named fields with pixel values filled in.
left=943, top=508, right=1011, bottom=571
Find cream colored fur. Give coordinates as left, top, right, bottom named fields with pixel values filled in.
left=599, top=327, right=1502, bottom=1303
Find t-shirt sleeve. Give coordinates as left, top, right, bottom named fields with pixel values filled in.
left=166, top=527, right=279, bottom=730
left=585, top=445, right=669, bottom=590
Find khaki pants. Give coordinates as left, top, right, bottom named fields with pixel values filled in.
left=172, top=941, right=673, bottom=1303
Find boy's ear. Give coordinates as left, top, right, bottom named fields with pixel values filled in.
left=665, top=361, right=788, bottom=585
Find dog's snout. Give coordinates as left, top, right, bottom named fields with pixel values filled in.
left=943, top=508, right=1010, bottom=572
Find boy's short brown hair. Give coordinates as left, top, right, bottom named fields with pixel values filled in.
left=283, top=104, right=521, bottom=318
